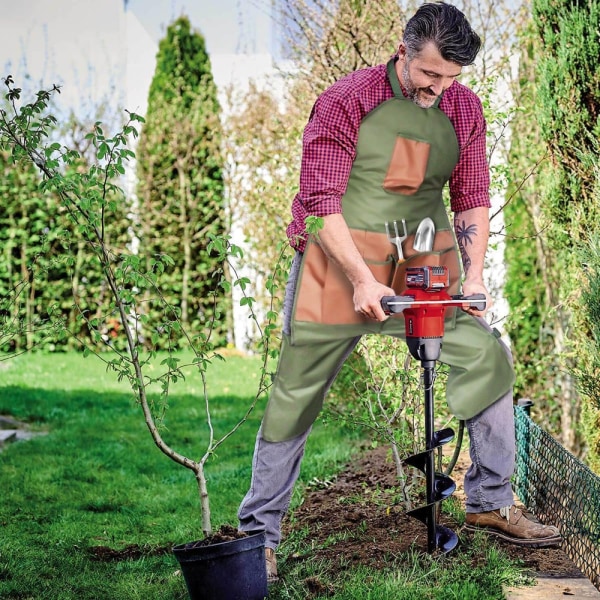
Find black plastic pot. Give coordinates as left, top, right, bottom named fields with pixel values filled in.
left=173, top=530, right=267, bottom=600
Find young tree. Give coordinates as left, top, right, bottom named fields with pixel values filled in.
left=136, top=16, right=228, bottom=349
left=0, top=78, right=281, bottom=539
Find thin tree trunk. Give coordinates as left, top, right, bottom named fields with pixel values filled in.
left=196, top=465, right=212, bottom=538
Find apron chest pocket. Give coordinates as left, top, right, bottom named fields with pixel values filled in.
left=383, top=135, right=431, bottom=196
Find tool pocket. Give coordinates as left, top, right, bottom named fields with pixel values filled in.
left=383, top=135, right=431, bottom=196
left=350, top=229, right=396, bottom=286
left=294, top=231, right=394, bottom=325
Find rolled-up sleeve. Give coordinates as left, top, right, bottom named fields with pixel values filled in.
left=299, top=91, right=360, bottom=216
left=286, top=90, right=362, bottom=249
left=444, top=87, right=491, bottom=213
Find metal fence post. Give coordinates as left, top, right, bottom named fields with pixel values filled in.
left=517, top=397, right=534, bottom=416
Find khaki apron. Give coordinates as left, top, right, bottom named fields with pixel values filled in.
left=262, top=59, right=514, bottom=442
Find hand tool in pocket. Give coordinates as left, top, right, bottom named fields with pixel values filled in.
left=385, top=219, right=408, bottom=261
left=413, top=217, right=436, bottom=252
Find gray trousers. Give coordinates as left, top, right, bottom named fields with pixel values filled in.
left=238, top=254, right=516, bottom=549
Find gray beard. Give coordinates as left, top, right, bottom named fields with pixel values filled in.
left=401, top=62, right=439, bottom=108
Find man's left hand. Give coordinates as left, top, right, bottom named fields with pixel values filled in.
left=462, top=279, right=492, bottom=318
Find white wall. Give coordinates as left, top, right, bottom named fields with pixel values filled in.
left=1, top=0, right=128, bottom=117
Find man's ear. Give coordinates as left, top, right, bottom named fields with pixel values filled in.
left=397, top=42, right=407, bottom=58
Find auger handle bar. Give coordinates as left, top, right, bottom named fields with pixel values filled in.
left=380, top=293, right=486, bottom=315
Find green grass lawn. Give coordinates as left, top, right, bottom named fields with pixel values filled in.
left=0, top=351, right=527, bottom=599
left=0, top=351, right=362, bottom=599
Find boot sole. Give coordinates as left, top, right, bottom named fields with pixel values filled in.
left=463, top=523, right=562, bottom=548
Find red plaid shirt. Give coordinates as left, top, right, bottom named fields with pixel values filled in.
left=287, top=62, right=490, bottom=251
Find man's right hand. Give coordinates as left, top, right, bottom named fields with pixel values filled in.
left=353, top=280, right=396, bottom=322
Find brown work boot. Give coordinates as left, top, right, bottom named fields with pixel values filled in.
left=265, top=548, right=278, bottom=583
left=464, top=505, right=561, bottom=547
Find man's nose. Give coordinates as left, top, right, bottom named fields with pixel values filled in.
left=430, top=80, right=446, bottom=96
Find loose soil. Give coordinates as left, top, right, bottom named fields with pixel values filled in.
left=282, top=445, right=583, bottom=579
left=89, top=525, right=248, bottom=560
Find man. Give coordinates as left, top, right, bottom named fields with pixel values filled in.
left=239, top=1, right=561, bottom=582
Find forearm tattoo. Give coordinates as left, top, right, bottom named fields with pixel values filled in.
left=455, top=218, right=477, bottom=275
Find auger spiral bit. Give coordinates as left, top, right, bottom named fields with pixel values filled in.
left=381, top=265, right=487, bottom=554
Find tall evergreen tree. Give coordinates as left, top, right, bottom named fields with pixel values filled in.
left=136, top=16, right=227, bottom=348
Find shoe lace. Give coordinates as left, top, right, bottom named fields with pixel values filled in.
left=499, top=506, right=517, bottom=522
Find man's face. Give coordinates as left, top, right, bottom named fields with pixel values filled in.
left=397, top=42, right=463, bottom=108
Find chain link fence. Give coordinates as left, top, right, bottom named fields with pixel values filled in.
left=513, top=404, right=600, bottom=591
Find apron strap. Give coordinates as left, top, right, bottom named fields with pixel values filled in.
left=386, top=57, right=405, bottom=99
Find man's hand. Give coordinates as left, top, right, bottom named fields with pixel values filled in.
left=353, top=280, right=396, bottom=322
left=462, top=278, right=492, bottom=318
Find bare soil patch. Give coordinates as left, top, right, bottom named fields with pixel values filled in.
left=283, top=445, right=582, bottom=578
left=89, top=525, right=248, bottom=561
left=89, top=543, right=172, bottom=562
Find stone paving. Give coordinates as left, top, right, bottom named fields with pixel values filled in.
left=505, top=576, right=600, bottom=599
left=0, top=415, right=43, bottom=451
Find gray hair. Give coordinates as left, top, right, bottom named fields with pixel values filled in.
left=403, top=2, right=481, bottom=66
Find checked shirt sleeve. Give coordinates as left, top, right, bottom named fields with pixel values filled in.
left=286, top=89, right=362, bottom=250
left=442, top=85, right=491, bottom=213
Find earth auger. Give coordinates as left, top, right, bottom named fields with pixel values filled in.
left=381, top=265, right=487, bottom=553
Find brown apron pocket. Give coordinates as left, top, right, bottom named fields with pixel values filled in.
left=349, top=229, right=395, bottom=286
left=294, top=231, right=395, bottom=325
left=321, top=257, right=361, bottom=324
left=383, top=136, right=431, bottom=196
left=294, top=239, right=327, bottom=323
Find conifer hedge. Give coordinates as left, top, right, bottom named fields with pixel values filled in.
left=135, top=16, right=228, bottom=350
